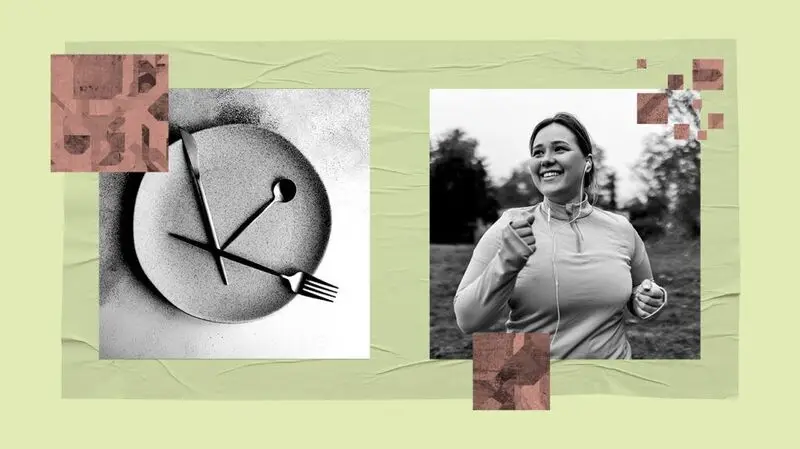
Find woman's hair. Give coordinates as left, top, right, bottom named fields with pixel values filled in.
left=528, top=112, right=597, bottom=196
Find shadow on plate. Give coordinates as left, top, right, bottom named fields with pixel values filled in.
left=117, top=172, right=172, bottom=309
left=115, top=100, right=268, bottom=316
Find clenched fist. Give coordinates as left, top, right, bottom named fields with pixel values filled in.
left=631, top=279, right=667, bottom=319
left=498, top=210, right=537, bottom=271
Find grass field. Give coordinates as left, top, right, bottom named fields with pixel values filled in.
left=429, top=237, right=701, bottom=359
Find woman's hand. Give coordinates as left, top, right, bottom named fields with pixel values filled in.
left=454, top=210, right=537, bottom=334
left=632, top=279, right=667, bottom=319
left=498, top=211, right=537, bottom=271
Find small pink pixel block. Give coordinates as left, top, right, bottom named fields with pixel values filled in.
left=693, top=59, right=724, bottom=90
left=674, top=124, right=690, bottom=140
left=708, top=113, right=724, bottom=129
left=637, top=93, right=669, bottom=124
left=668, top=74, right=684, bottom=90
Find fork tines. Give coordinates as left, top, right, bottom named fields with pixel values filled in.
left=302, top=276, right=338, bottom=303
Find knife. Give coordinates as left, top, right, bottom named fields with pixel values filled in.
left=180, top=128, right=229, bottom=285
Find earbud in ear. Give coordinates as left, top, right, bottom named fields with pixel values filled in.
left=585, top=162, right=591, bottom=173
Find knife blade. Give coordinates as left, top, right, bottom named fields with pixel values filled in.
left=180, top=128, right=229, bottom=285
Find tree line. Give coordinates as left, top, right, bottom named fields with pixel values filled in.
left=430, top=89, right=701, bottom=244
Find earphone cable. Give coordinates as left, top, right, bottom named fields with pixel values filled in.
left=533, top=158, right=590, bottom=352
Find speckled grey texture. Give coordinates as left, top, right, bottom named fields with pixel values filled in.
left=99, top=89, right=370, bottom=359
left=134, top=124, right=332, bottom=322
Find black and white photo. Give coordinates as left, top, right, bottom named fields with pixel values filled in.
left=429, top=89, right=701, bottom=360
left=99, top=88, right=370, bottom=359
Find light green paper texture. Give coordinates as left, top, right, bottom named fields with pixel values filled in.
left=62, top=40, right=738, bottom=400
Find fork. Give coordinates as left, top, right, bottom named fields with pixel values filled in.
left=168, top=232, right=338, bottom=302
left=281, top=271, right=338, bottom=303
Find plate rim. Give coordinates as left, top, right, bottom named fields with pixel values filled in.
left=131, top=123, right=334, bottom=324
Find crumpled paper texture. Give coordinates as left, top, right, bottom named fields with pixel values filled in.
left=62, top=40, right=739, bottom=400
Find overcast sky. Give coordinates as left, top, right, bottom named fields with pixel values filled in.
left=429, top=89, right=669, bottom=205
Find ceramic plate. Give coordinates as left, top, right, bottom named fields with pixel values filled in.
left=132, top=124, right=332, bottom=323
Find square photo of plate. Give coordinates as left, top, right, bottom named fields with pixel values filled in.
left=98, top=88, right=370, bottom=359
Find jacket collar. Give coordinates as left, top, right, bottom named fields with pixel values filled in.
left=540, top=195, right=593, bottom=221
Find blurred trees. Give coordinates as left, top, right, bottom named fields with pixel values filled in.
left=430, top=129, right=500, bottom=244
left=430, top=89, right=702, bottom=244
left=587, top=145, right=619, bottom=211
left=627, top=89, right=701, bottom=240
left=604, top=171, right=618, bottom=211
left=494, top=166, right=541, bottom=208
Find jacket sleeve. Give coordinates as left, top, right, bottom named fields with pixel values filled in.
left=453, top=211, right=534, bottom=334
left=626, top=221, right=667, bottom=321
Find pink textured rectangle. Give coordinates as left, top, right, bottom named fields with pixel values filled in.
left=674, top=124, right=690, bottom=140
left=668, top=74, right=684, bottom=90
left=637, top=93, right=669, bottom=124
left=708, top=112, right=724, bottom=129
left=692, top=59, right=724, bottom=90
left=51, top=54, right=169, bottom=172
left=473, top=333, right=550, bottom=410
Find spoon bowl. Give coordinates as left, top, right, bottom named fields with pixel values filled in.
left=274, top=178, right=297, bottom=203
left=220, top=177, right=297, bottom=251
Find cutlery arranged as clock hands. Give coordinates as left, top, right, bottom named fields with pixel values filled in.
left=180, top=128, right=229, bottom=285
left=169, top=232, right=338, bottom=302
left=221, top=178, right=297, bottom=251
left=175, top=128, right=337, bottom=303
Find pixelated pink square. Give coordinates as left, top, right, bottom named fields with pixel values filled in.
left=668, top=74, right=684, bottom=90
left=693, top=59, right=724, bottom=90
left=674, top=124, right=690, bottom=140
left=473, top=332, right=550, bottom=411
left=51, top=54, right=169, bottom=173
left=708, top=113, right=724, bottom=129
left=637, top=93, right=669, bottom=124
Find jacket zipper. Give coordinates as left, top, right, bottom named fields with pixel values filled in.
left=566, top=209, right=584, bottom=254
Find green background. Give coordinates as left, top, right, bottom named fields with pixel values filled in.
left=62, top=40, right=737, bottom=400
left=2, top=0, right=793, bottom=445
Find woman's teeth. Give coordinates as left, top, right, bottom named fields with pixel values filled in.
left=542, top=172, right=561, bottom=179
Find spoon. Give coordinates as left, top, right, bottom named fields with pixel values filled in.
left=220, top=178, right=297, bottom=250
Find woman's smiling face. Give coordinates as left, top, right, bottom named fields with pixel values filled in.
left=528, top=123, right=588, bottom=204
